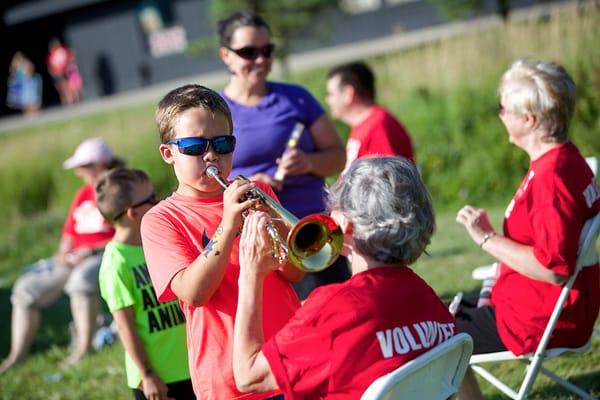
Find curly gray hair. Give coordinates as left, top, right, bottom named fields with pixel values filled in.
left=328, top=156, right=435, bottom=265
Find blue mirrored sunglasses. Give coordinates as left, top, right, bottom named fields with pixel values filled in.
left=165, top=135, right=236, bottom=156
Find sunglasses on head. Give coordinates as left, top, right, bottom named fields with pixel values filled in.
left=166, top=135, right=236, bottom=156
left=226, top=43, right=275, bottom=60
left=113, top=192, right=159, bottom=220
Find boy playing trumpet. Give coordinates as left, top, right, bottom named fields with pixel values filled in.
left=141, top=84, right=302, bottom=400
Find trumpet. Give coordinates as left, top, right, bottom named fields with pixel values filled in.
left=206, top=166, right=343, bottom=272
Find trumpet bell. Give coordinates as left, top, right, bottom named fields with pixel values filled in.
left=287, top=214, right=343, bottom=272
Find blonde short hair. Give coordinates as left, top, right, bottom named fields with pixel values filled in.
left=155, top=84, right=233, bottom=143
left=499, top=59, right=576, bottom=143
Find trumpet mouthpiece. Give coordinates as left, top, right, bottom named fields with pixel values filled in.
left=206, top=166, right=219, bottom=178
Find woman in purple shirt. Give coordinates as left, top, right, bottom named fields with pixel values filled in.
left=217, top=11, right=348, bottom=298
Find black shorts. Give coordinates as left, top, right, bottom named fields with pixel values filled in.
left=132, top=379, right=195, bottom=400
left=455, top=297, right=507, bottom=355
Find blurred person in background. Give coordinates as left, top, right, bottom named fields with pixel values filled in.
left=326, top=61, right=415, bottom=172
left=455, top=59, right=600, bottom=399
left=0, top=138, right=124, bottom=373
left=6, top=51, right=42, bottom=116
left=217, top=11, right=349, bottom=300
left=47, top=37, right=81, bottom=105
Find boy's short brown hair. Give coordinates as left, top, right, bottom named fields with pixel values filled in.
left=155, top=84, right=233, bottom=143
left=95, top=167, right=150, bottom=223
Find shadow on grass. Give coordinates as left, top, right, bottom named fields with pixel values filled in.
left=485, top=368, right=600, bottom=399
left=0, top=287, right=72, bottom=359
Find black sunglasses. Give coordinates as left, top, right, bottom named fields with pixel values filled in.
left=226, top=44, right=275, bottom=60
left=166, top=135, right=236, bottom=156
left=113, top=192, right=159, bottom=220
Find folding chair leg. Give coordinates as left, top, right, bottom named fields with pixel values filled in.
left=471, top=365, right=520, bottom=399
left=517, top=356, right=544, bottom=399
left=538, top=366, right=598, bottom=400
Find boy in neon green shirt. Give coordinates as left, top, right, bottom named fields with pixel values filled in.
left=96, top=168, right=193, bottom=400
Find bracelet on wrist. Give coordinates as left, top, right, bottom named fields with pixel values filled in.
left=143, top=367, right=153, bottom=377
left=479, top=232, right=497, bottom=248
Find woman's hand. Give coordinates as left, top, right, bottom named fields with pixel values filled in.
left=276, top=148, right=313, bottom=177
left=239, top=212, right=279, bottom=278
left=456, top=205, right=496, bottom=245
left=249, top=172, right=283, bottom=191
left=222, top=179, right=257, bottom=232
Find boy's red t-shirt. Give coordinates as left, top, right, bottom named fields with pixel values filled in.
left=263, top=267, right=456, bottom=399
left=62, top=184, right=115, bottom=250
left=141, top=182, right=300, bottom=400
left=492, top=143, right=600, bottom=355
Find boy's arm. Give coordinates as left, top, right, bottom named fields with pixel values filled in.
left=169, top=223, right=240, bottom=306
left=55, top=234, right=74, bottom=265
left=169, top=179, right=258, bottom=307
left=112, top=307, right=169, bottom=399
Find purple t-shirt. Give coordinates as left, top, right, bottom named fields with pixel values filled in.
left=222, top=82, right=327, bottom=218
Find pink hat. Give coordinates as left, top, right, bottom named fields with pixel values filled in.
left=63, top=137, right=114, bottom=169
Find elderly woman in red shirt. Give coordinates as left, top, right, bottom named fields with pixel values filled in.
left=455, top=59, right=600, bottom=399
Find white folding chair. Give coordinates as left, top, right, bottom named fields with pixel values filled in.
left=470, top=213, right=600, bottom=400
left=585, top=156, right=598, bottom=176
left=361, top=333, right=473, bottom=400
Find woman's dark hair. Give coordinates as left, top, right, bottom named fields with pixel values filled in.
left=217, top=11, right=271, bottom=47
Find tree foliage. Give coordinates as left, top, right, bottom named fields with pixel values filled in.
left=428, top=0, right=511, bottom=21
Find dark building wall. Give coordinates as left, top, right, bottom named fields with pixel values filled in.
left=65, top=0, right=219, bottom=99
left=66, top=1, right=145, bottom=98
left=0, top=0, right=221, bottom=115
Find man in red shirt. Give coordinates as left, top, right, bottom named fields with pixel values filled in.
left=325, top=61, right=415, bottom=172
left=233, top=157, right=456, bottom=399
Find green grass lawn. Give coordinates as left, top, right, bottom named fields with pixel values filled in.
left=1, top=207, right=598, bottom=399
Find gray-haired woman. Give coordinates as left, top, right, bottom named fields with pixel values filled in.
left=232, top=156, right=457, bottom=399
left=456, top=59, right=600, bottom=399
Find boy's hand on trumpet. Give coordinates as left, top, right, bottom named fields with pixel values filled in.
left=222, top=179, right=257, bottom=232
left=239, top=212, right=280, bottom=279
